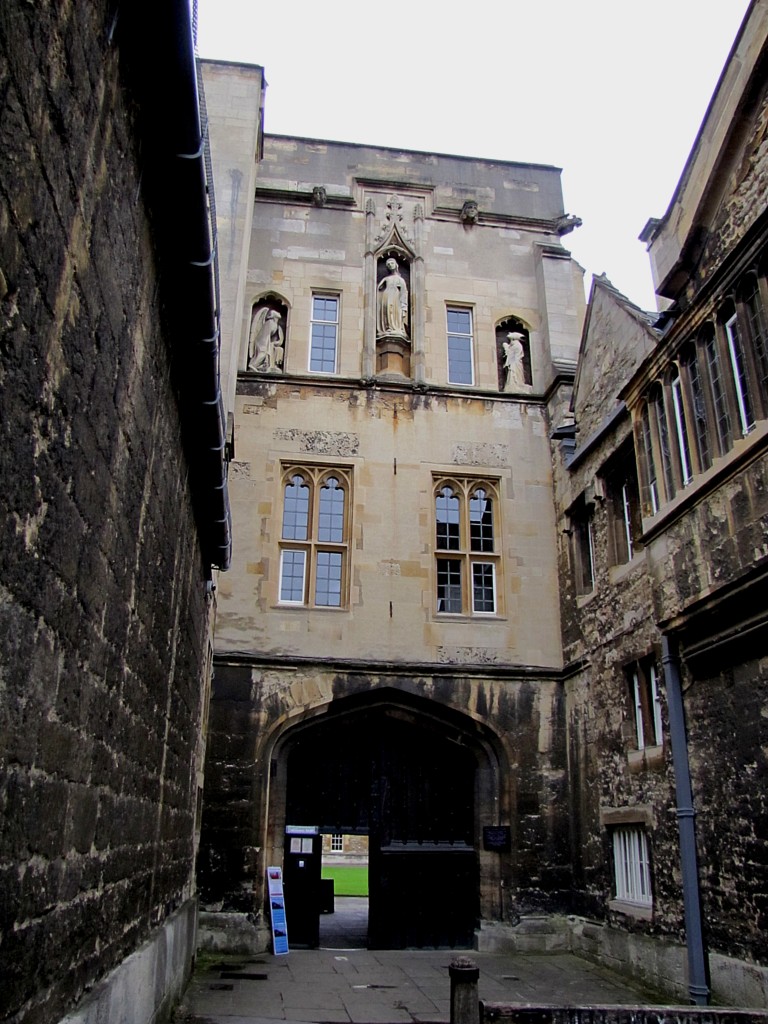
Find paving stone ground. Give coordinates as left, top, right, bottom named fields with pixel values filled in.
left=178, top=898, right=658, bottom=1024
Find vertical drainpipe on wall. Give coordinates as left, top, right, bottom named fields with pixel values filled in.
left=661, top=634, right=710, bottom=1005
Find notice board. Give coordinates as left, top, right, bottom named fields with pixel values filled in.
left=266, top=866, right=289, bottom=955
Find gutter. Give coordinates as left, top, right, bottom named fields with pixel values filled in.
left=117, top=0, right=232, bottom=573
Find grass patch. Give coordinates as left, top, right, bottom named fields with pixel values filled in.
left=321, top=865, right=369, bottom=897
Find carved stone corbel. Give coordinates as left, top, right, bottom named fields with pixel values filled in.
left=460, top=200, right=479, bottom=225
left=555, top=213, right=582, bottom=236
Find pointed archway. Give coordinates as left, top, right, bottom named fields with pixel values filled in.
left=272, top=688, right=504, bottom=949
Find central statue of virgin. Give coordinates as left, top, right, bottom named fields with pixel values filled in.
left=377, top=258, right=409, bottom=338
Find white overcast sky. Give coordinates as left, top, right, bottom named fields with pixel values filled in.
left=197, top=0, right=751, bottom=312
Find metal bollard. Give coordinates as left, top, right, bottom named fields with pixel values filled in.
left=450, top=956, right=480, bottom=1024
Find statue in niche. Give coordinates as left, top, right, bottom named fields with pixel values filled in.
left=377, top=258, right=409, bottom=339
left=502, top=332, right=527, bottom=390
left=248, top=307, right=284, bottom=372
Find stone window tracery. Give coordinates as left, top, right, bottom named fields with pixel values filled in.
left=434, top=478, right=501, bottom=616
left=278, top=465, right=352, bottom=608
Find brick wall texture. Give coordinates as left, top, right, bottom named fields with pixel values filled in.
left=0, top=3, right=211, bottom=1022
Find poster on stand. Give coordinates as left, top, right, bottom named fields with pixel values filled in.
left=266, top=866, right=289, bottom=955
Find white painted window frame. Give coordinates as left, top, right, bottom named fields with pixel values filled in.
left=613, top=826, right=652, bottom=907
left=308, top=293, right=340, bottom=374
left=446, top=306, right=475, bottom=386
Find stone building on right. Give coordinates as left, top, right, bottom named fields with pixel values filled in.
left=554, top=0, right=768, bottom=1004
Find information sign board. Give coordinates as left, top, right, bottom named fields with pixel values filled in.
left=266, top=866, right=289, bottom=955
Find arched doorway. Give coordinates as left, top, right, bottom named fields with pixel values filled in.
left=280, top=697, right=484, bottom=949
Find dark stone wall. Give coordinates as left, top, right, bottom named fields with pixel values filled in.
left=695, top=74, right=768, bottom=293
left=650, top=453, right=768, bottom=964
left=553, top=417, right=681, bottom=935
left=0, top=3, right=211, bottom=1022
left=554, top=367, right=768, bottom=965
left=686, top=652, right=768, bottom=965
left=650, top=454, right=768, bottom=624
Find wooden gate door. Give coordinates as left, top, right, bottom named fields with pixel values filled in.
left=367, top=718, right=476, bottom=948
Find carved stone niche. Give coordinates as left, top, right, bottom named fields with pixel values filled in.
left=375, top=248, right=412, bottom=377
left=247, top=294, right=289, bottom=373
left=496, top=317, right=532, bottom=391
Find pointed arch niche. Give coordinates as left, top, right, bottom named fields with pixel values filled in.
left=246, top=293, right=289, bottom=373
left=364, top=195, right=425, bottom=381
left=496, top=316, right=532, bottom=391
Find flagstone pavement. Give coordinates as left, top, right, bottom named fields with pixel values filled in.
left=177, top=898, right=660, bottom=1024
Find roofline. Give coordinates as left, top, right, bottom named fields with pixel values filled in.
left=264, top=131, right=562, bottom=174
left=571, top=273, right=657, bottom=405
left=649, top=0, right=756, bottom=238
left=199, top=56, right=265, bottom=73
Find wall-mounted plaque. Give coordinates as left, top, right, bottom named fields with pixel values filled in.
left=483, top=826, right=511, bottom=852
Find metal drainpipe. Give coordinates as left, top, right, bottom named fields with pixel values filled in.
left=661, top=634, right=710, bottom=1005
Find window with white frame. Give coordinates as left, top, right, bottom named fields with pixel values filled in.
left=447, top=307, right=474, bottom=385
left=743, top=275, right=768, bottom=404
left=651, top=383, right=676, bottom=501
left=703, top=326, right=733, bottom=456
left=637, top=404, right=659, bottom=516
left=612, top=826, right=652, bottom=907
left=434, top=478, right=501, bottom=615
left=330, top=834, right=344, bottom=852
left=278, top=465, right=351, bottom=608
left=309, top=295, right=339, bottom=373
left=670, top=366, right=693, bottom=485
left=568, top=494, right=595, bottom=595
left=680, top=343, right=712, bottom=473
left=626, top=658, right=663, bottom=750
left=724, top=310, right=756, bottom=435
left=603, top=441, right=643, bottom=565
left=634, top=260, right=768, bottom=515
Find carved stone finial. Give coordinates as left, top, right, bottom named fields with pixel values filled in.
left=365, top=197, right=376, bottom=215
left=460, top=200, right=479, bottom=225
left=312, top=186, right=327, bottom=208
left=386, top=194, right=404, bottom=223
left=555, top=213, right=582, bottom=236
left=375, top=193, right=410, bottom=245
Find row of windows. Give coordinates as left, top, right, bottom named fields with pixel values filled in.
left=636, top=271, right=768, bottom=514
left=261, top=294, right=520, bottom=387
left=612, top=657, right=662, bottom=910
left=310, top=295, right=477, bottom=383
left=276, top=468, right=502, bottom=616
left=569, top=441, right=644, bottom=596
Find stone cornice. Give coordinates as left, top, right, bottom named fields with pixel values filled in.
left=212, top=649, right=565, bottom=682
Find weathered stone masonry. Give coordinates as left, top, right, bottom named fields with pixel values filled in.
left=0, top=4, right=219, bottom=1023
